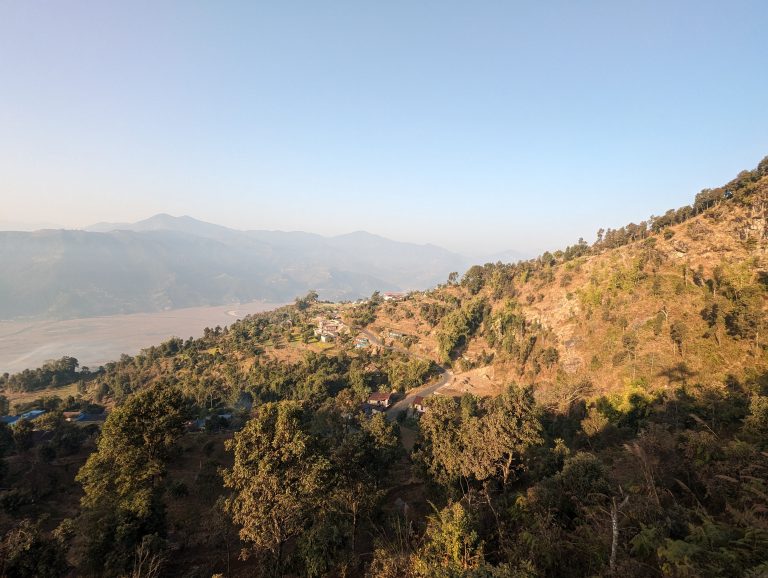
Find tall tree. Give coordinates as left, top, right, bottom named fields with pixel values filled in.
left=481, top=385, right=543, bottom=486
left=223, top=401, right=329, bottom=576
left=75, top=385, right=189, bottom=575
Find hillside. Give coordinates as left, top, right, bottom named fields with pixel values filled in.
left=0, top=158, right=766, bottom=577
left=0, top=216, right=467, bottom=320
left=370, top=158, right=768, bottom=405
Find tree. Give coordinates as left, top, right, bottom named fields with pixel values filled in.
left=669, top=321, right=687, bottom=355
left=13, top=419, right=34, bottom=453
left=295, top=290, right=319, bottom=311
left=75, top=385, right=189, bottom=575
left=411, top=502, right=486, bottom=576
left=417, top=396, right=463, bottom=486
left=476, top=385, right=543, bottom=486
left=359, top=412, right=401, bottom=477
left=297, top=410, right=399, bottom=573
left=419, top=385, right=543, bottom=490
left=223, top=401, right=329, bottom=575
left=0, top=518, right=70, bottom=578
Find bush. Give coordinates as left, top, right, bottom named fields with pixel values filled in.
left=168, top=481, right=189, bottom=499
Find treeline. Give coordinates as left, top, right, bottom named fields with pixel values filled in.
left=456, top=155, right=768, bottom=293
left=592, top=155, right=767, bottom=254
left=0, top=356, right=97, bottom=393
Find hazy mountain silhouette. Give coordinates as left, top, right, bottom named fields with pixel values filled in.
left=0, top=215, right=468, bottom=320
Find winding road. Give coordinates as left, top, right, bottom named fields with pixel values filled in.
left=359, top=328, right=453, bottom=422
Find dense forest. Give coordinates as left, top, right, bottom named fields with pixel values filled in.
left=0, top=158, right=766, bottom=576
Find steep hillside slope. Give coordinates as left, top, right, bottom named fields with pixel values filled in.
left=370, top=158, right=768, bottom=404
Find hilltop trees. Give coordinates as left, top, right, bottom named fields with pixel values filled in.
left=295, top=290, right=319, bottom=311
left=0, top=357, right=85, bottom=393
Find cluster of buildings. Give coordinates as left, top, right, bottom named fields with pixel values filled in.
left=1, top=409, right=107, bottom=427
left=382, top=292, right=407, bottom=302
left=315, top=316, right=347, bottom=343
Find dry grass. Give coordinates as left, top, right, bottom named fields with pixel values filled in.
left=372, top=195, right=768, bottom=402
left=5, top=381, right=81, bottom=407
left=439, top=366, right=505, bottom=398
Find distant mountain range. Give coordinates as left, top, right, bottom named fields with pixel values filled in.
left=0, top=214, right=526, bottom=321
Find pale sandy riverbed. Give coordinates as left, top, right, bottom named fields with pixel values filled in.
left=0, top=301, right=282, bottom=374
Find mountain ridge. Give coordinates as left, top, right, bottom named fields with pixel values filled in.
left=0, top=217, right=474, bottom=321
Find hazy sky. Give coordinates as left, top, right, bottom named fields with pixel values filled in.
left=1, top=1, right=766, bottom=256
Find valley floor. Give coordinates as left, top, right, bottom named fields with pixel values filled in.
left=0, top=301, right=282, bottom=373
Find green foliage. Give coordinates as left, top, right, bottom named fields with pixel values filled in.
left=75, top=385, right=189, bottom=575
left=461, top=265, right=488, bottom=295
left=658, top=515, right=768, bottom=577
left=295, top=290, right=319, bottom=311
left=670, top=320, right=687, bottom=354
left=1, top=157, right=766, bottom=576
left=412, top=502, right=485, bottom=576
left=0, top=518, right=70, bottom=578
left=0, top=356, right=86, bottom=393
left=224, top=400, right=400, bottom=575
left=419, top=301, right=451, bottom=327
left=347, top=292, right=382, bottom=327
left=34, top=411, right=87, bottom=456
left=437, top=298, right=489, bottom=363
left=224, top=401, right=330, bottom=570
left=386, top=356, right=437, bottom=392
left=417, top=385, right=543, bottom=488
left=594, top=381, right=657, bottom=432
left=743, top=395, right=768, bottom=445
left=12, top=419, right=34, bottom=453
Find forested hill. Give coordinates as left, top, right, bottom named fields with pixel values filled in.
left=0, top=216, right=466, bottom=320
left=0, top=158, right=766, bottom=577
left=378, top=155, right=768, bottom=402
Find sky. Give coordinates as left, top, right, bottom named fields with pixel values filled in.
left=1, top=1, right=767, bottom=257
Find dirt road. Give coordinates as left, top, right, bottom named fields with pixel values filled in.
left=359, top=328, right=452, bottom=422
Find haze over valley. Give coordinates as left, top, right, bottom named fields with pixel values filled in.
left=0, top=213, right=472, bottom=321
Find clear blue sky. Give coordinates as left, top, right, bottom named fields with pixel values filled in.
left=1, top=1, right=766, bottom=256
